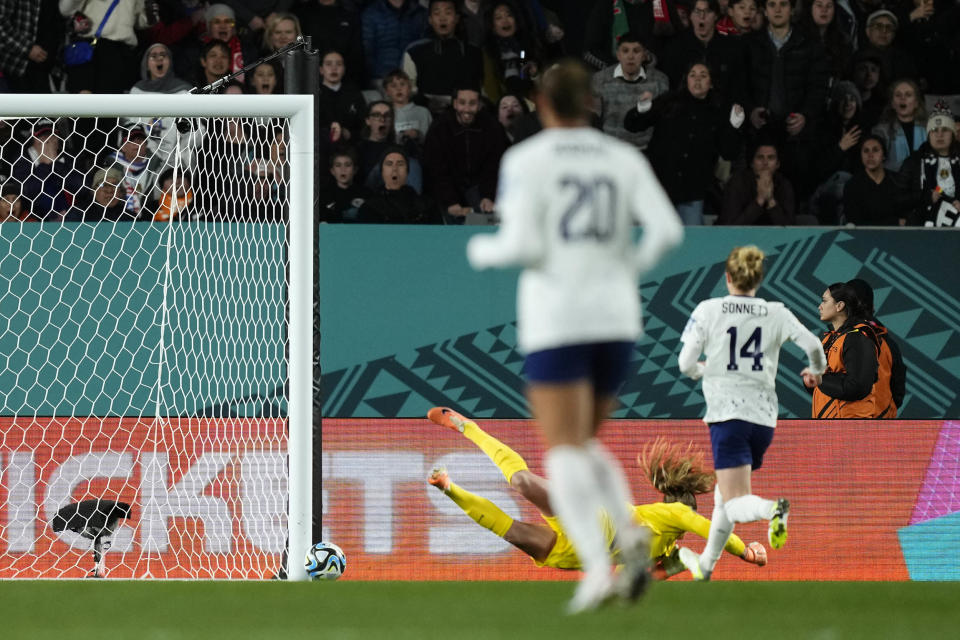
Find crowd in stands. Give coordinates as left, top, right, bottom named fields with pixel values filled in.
left=0, top=0, right=958, bottom=226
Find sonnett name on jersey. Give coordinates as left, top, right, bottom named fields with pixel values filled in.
left=721, top=301, right=769, bottom=316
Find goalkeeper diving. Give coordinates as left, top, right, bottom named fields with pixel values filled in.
left=426, top=408, right=767, bottom=578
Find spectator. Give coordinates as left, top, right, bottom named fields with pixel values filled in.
left=318, top=145, right=370, bottom=222
left=141, top=0, right=207, bottom=61
left=362, top=0, right=428, bottom=88
left=59, top=0, right=150, bottom=93
left=64, top=166, right=137, bottom=221
left=858, top=10, right=918, bottom=93
left=744, top=0, right=829, bottom=199
left=624, top=61, right=745, bottom=224
left=101, top=123, right=152, bottom=217
left=582, top=0, right=684, bottom=70
left=358, top=146, right=440, bottom=223
left=131, top=43, right=192, bottom=95
left=195, top=39, right=233, bottom=88
left=808, top=281, right=880, bottom=419
left=0, top=0, right=62, bottom=94
left=660, top=0, right=746, bottom=105
left=871, top=78, right=926, bottom=173
left=591, top=31, right=669, bottom=150
left=422, top=85, right=508, bottom=223
left=897, top=103, right=960, bottom=227
left=718, top=141, right=797, bottom=224
left=808, top=81, right=866, bottom=224
left=193, top=116, right=256, bottom=220
left=146, top=167, right=196, bottom=222
left=246, top=60, right=283, bottom=94
left=383, top=68, right=433, bottom=148
left=11, top=119, right=85, bottom=221
left=798, top=0, right=854, bottom=86
left=0, top=181, right=26, bottom=222
left=262, top=12, right=302, bottom=54
left=480, top=1, right=542, bottom=104
left=293, top=0, right=364, bottom=85
left=318, top=50, right=367, bottom=140
left=189, top=4, right=259, bottom=84
left=841, top=134, right=906, bottom=225
left=846, top=277, right=906, bottom=419
left=716, top=0, right=758, bottom=36
left=402, top=0, right=483, bottom=114
left=851, top=48, right=885, bottom=129
left=496, top=92, right=536, bottom=144
left=249, top=125, right=289, bottom=221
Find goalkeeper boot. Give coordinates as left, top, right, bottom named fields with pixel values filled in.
left=427, top=407, right=468, bottom=433
left=427, top=466, right=451, bottom=492
left=769, top=498, right=790, bottom=549
left=678, top=547, right=709, bottom=581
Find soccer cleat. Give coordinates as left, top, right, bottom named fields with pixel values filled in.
left=678, top=546, right=709, bottom=581
left=565, top=570, right=616, bottom=615
left=427, top=466, right=451, bottom=491
left=769, top=498, right=790, bottom=549
left=427, top=406, right=469, bottom=433
left=614, top=527, right=653, bottom=602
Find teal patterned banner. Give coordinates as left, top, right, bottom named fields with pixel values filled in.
left=320, top=227, right=960, bottom=420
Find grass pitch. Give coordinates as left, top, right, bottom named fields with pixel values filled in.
left=2, top=581, right=958, bottom=639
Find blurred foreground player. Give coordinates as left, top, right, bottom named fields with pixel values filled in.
left=466, top=59, right=684, bottom=612
left=427, top=408, right=769, bottom=579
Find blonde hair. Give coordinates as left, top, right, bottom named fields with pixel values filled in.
left=726, top=245, right=765, bottom=292
left=638, top=437, right=715, bottom=510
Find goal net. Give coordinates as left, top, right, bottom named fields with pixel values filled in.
left=0, top=94, right=313, bottom=580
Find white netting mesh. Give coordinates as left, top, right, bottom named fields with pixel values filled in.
left=0, top=110, right=294, bottom=578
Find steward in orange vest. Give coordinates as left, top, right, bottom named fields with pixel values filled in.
left=865, top=319, right=906, bottom=418
left=811, top=319, right=881, bottom=418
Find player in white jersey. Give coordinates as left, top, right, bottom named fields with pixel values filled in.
left=675, top=245, right=826, bottom=581
left=467, top=59, right=684, bottom=613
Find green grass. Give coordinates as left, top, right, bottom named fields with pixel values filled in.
left=2, top=581, right=959, bottom=639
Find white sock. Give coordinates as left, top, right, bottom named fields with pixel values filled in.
left=724, top=495, right=776, bottom=523
left=585, top=439, right=637, bottom=535
left=700, top=485, right=732, bottom=575
left=545, top=445, right=611, bottom=576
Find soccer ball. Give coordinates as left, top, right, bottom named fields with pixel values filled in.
left=305, top=541, right=346, bottom=580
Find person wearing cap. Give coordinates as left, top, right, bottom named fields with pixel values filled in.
left=858, top=9, right=918, bottom=91
left=98, top=124, right=151, bottom=217
left=850, top=48, right=885, bottom=128
left=64, top=166, right=138, bottom=221
left=10, top=120, right=85, bottom=221
left=897, top=103, right=960, bottom=226
left=357, top=146, right=439, bottom=223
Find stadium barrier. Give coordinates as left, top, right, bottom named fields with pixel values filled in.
left=2, top=417, right=954, bottom=580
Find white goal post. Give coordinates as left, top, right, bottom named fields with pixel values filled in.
left=0, top=94, right=313, bottom=580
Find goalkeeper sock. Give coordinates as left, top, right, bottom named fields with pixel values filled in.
left=443, top=482, right=514, bottom=537
left=462, top=420, right=529, bottom=484
left=724, top=495, right=776, bottom=523
left=700, top=486, right=733, bottom=576
left=546, top=445, right=612, bottom=576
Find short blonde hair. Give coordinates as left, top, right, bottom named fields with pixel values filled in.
left=726, top=245, right=765, bottom=292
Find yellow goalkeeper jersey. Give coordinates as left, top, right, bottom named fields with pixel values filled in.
left=632, top=502, right=745, bottom=559
left=536, top=501, right=745, bottom=570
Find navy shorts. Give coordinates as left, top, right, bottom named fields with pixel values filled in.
left=708, top=419, right=775, bottom=471
left=524, top=341, right=634, bottom=395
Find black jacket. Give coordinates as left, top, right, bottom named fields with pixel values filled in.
left=819, top=318, right=881, bottom=402
left=422, top=108, right=507, bottom=208
left=841, top=169, right=906, bottom=226
left=743, top=27, right=829, bottom=128
left=624, top=89, right=742, bottom=204
left=357, top=185, right=439, bottom=224
left=659, top=30, right=747, bottom=105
